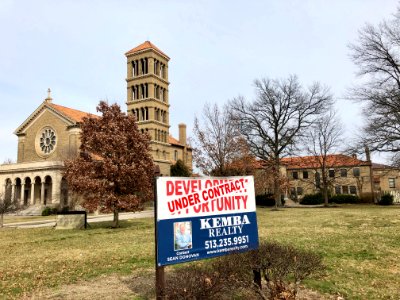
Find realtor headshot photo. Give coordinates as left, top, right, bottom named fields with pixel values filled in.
left=174, top=221, right=192, bottom=250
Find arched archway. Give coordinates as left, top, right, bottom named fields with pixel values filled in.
left=44, top=176, right=52, bottom=205
left=60, top=178, right=69, bottom=207
left=33, top=176, right=41, bottom=205
left=4, top=178, right=12, bottom=201
left=24, top=177, right=32, bottom=206
left=14, top=178, right=22, bottom=204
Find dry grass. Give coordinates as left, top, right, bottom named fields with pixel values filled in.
left=258, top=205, right=400, bottom=299
left=3, top=215, right=56, bottom=224
left=0, top=205, right=399, bottom=299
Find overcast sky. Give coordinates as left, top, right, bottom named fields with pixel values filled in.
left=0, top=0, right=398, bottom=163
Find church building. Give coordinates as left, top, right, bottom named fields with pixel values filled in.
left=0, top=41, right=192, bottom=209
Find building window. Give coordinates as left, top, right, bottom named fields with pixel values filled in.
left=292, top=171, right=298, bottom=179
left=349, top=186, right=357, bottom=194
left=303, top=171, right=308, bottom=179
left=342, top=186, right=349, bottom=194
left=39, top=127, right=57, bottom=154
left=353, top=168, right=360, bottom=177
left=174, top=150, right=178, bottom=161
left=340, top=169, right=347, bottom=177
left=329, top=169, right=335, bottom=178
left=297, top=187, right=303, bottom=196
left=335, top=186, right=341, bottom=194
left=290, top=187, right=297, bottom=200
left=389, top=178, right=396, bottom=188
left=315, top=172, right=321, bottom=189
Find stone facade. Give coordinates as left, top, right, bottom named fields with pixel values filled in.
left=0, top=41, right=192, bottom=209
left=125, top=41, right=192, bottom=176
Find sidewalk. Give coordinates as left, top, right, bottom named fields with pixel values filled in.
left=3, top=210, right=154, bottom=229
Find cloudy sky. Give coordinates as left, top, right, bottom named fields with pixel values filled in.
left=0, top=0, right=398, bottom=163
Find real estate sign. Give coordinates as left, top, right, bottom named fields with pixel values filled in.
left=156, top=176, right=259, bottom=266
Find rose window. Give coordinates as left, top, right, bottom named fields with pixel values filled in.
left=39, top=128, right=57, bottom=154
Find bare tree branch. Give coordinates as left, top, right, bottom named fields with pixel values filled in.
left=348, top=10, right=400, bottom=163
left=230, top=75, right=333, bottom=207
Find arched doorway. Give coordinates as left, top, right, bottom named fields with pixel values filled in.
left=24, top=177, right=32, bottom=206
left=60, top=178, right=68, bottom=207
left=15, top=178, right=22, bottom=204
left=33, top=176, right=41, bottom=205
left=44, top=176, right=52, bottom=205
left=4, top=178, right=12, bottom=201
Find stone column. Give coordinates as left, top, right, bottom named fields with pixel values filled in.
left=20, top=183, right=25, bottom=205
left=41, top=182, right=45, bottom=205
left=127, top=61, right=131, bottom=79
left=149, top=57, right=154, bottom=75
left=30, top=183, right=35, bottom=205
left=52, top=175, right=61, bottom=205
left=11, top=184, right=15, bottom=202
left=127, top=87, right=131, bottom=103
left=148, top=83, right=154, bottom=98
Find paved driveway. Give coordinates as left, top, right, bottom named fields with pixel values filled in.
left=3, top=210, right=154, bottom=228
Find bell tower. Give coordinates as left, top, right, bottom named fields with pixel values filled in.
left=125, top=41, right=171, bottom=175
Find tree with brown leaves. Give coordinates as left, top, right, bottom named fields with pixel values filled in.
left=64, top=101, right=154, bottom=228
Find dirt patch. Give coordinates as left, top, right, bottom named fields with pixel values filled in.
left=26, top=270, right=155, bottom=300
left=26, top=272, right=341, bottom=300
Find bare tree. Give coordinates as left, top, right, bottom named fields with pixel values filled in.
left=192, top=103, right=246, bottom=176
left=304, top=110, right=344, bottom=206
left=230, top=76, right=332, bottom=207
left=349, top=9, right=400, bottom=164
left=2, top=158, right=14, bottom=165
left=0, top=193, right=19, bottom=228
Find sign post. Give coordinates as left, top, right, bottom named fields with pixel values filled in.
left=153, top=166, right=165, bottom=299
left=155, top=176, right=258, bottom=267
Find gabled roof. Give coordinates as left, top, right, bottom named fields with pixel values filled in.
left=125, top=41, right=170, bottom=60
left=372, top=162, right=394, bottom=169
left=14, top=101, right=98, bottom=135
left=48, top=103, right=98, bottom=123
left=281, top=154, right=370, bottom=169
left=168, top=135, right=192, bottom=150
left=168, top=135, right=181, bottom=146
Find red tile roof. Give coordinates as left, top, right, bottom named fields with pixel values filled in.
left=49, top=103, right=99, bottom=123
left=169, top=135, right=182, bottom=146
left=372, top=162, right=394, bottom=169
left=281, top=154, right=370, bottom=169
left=125, top=41, right=170, bottom=59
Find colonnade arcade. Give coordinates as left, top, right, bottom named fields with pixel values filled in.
left=3, top=175, right=68, bottom=207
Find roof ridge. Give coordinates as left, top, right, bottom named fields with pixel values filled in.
left=125, top=41, right=170, bottom=59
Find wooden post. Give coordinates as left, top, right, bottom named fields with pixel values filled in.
left=154, top=166, right=165, bottom=299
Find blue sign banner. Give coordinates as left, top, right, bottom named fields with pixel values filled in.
left=156, top=177, right=259, bottom=266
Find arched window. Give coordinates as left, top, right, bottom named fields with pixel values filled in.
left=174, top=150, right=178, bottom=161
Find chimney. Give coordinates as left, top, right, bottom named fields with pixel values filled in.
left=365, top=146, right=371, bottom=162
left=178, top=123, right=187, bottom=146
left=352, top=154, right=357, bottom=159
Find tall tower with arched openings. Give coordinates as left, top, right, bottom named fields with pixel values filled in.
left=125, top=41, right=172, bottom=175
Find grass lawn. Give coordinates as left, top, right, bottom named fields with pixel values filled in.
left=0, top=205, right=399, bottom=299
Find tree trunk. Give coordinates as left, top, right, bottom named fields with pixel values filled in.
left=253, top=269, right=262, bottom=289
left=0, top=213, right=3, bottom=228
left=112, top=208, right=119, bottom=228
left=322, top=174, right=329, bottom=207
left=273, top=158, right=282, bottom=208
left=323, top=187, right=329, bottom=207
